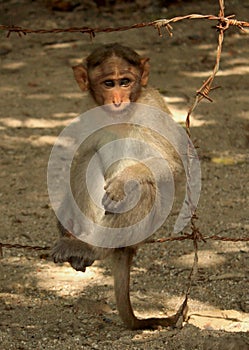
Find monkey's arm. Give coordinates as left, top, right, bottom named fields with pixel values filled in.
left=102, top=158, right=174, bottom=213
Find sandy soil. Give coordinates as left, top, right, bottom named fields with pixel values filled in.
left=0, top=0, right=248, bottom=349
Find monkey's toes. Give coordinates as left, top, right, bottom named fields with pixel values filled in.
left=52, top=250, right=95, bottom=272
left=68, top=256, right=95, bottom=272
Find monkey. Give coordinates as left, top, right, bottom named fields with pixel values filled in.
left=51, top=43, right=184, bottom=330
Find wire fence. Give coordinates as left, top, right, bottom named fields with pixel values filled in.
left=0, top=0, right=248, bottom=323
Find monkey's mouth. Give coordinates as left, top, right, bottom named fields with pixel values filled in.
left=102, top=102, right=131, bottom=114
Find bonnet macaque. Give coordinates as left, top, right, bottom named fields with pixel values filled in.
left=52, top=43, right=183, bottom=329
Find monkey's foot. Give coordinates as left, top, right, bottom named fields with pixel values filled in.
left=51, top=238, right=95, bottom=272
left=127, top=313, right=183, bottom=330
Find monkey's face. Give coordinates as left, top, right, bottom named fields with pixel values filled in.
left=89, top=57, right=143, bottom=111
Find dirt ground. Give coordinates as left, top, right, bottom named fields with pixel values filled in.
left=0, top=0, right=248, bottom=349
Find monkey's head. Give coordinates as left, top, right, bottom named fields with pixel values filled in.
left=73, top=43, right=150, bottom=111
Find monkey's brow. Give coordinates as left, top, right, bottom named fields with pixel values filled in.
left=97, top=70, right=138, bottom=80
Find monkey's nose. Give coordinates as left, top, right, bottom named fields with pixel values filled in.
left=113, top=102, right=122, bottom=108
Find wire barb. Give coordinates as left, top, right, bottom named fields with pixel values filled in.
left=0, top=0, right=248, bottom=320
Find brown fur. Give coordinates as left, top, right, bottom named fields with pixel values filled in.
left=52, top=43, right=182, bottom=329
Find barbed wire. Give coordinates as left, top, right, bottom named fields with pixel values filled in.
left=0, top=0, right=248, bottom=322
left=0, top=13, right=248, bottom=38
left=0, top=243, right=51, bottom=251
left=0, top=0, right=247, bottom=257
left=0, top=233, right=248, bottom=253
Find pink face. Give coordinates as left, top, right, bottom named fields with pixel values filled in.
left=88, top=57, right=142, bottom=110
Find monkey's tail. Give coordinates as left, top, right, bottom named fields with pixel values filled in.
left=112, top=248, right=179, bottom=330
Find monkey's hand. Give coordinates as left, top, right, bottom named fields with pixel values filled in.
left=103, top=163, right=153, bottom=214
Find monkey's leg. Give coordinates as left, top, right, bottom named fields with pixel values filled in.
left=112, top=248, right=179, bottom=330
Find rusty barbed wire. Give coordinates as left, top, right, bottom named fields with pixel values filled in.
left=0, top=242, right=50, bottom=260
left=179, top=4, right=228, bottom=310
left=169, top=0, right=249, bottom=311
left=0, top=242, right=50, bottom=251
left=0, top=12, right=249, bottom=38
left=0, top=233, right=248, bottom=253
left=150, top=234, right=249, bottom=244
left=182, top=0, right=225, bottom=305
left=0, top=1, right=248, bottom=321
left=0, top=1, right=246, bottom=251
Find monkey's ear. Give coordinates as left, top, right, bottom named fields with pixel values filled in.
left=140, top=58, right=150, bottom=87
left=72, top=64, right=89, bottom=91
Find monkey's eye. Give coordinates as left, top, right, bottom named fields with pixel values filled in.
left=104, top=80, right=115, bottom=88
left=120, top=78, right=131, bottom=87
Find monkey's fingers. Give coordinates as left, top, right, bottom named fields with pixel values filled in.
left=102, top=191, right=123, bottom=214
left=103, top=179, right=125, bottom=206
